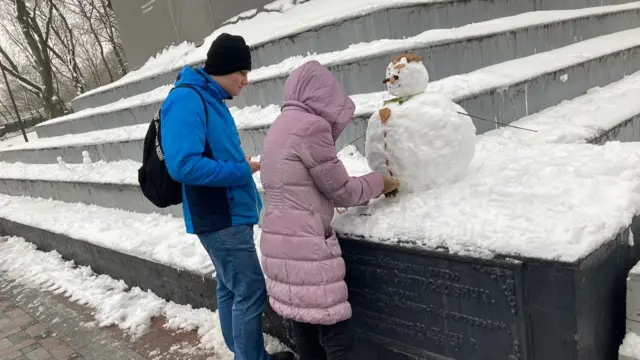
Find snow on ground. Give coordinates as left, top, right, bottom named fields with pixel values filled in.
left=483, top=71, right=640, bottom=145
left=74, top=0, right=446, bottom=99
left=0, top=236, right=288, bottom=358
left=333, top=139, right=640, bottom=262
left=620, top=332, right=640, bottom=358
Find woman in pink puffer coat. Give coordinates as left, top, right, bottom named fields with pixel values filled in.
left=259, top=61, right=399, bottom=360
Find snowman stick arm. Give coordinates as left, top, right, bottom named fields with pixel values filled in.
left=299, top=122, right=385, bottom=207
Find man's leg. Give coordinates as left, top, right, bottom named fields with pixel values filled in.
left=198, top=232, right=235, bottom=353
left=318, top=320, right=356, bottom=360
left=216, top=224, right=270, bottom=360
left=291, top=320, right=327, bottom=360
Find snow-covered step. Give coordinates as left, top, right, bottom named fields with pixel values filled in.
left=11, top=28, right=640, bottom=164
left=0, top=194, right=212, bottom=275
left=37, top=9, right=640, bottom=140
left=0, top=147, right=367, bottom=224
left=231, top=3, right=640, bottom=109
left=0, top=194, right=227, bottom=318
left=481, top=70, right=640, bottom=145
left=69, top=0, right=556, bottom=112
left=0, top=160, right=183, bottom=219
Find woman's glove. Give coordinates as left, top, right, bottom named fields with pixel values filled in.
left=381, top=175, right=400, bottom=194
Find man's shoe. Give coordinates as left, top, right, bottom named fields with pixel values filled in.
left=271, top=351, right=295, bottom=360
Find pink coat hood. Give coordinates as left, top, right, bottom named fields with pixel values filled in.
left=259, top=61, right=384, bottom=325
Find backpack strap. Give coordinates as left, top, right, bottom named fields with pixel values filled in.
left=158, top=84, right=214, bottom=159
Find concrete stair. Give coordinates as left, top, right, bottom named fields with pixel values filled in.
left=70, top=0, right=638, bottom=112
left=40, top=5, right=640, bottom=141
left=8, top=26, right=640, bottom=166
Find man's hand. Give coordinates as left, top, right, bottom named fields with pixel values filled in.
left=249, top=160, right=260, bottom=174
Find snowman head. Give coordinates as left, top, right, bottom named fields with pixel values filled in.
left=382, top=54, right=429, bottom=97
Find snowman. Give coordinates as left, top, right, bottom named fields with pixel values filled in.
left=365, top=54, right=477, bottom=195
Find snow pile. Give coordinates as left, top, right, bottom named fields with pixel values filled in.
left=620, top=332, right=640, bottom=359
left=334, top=139, right=640, bottom=262
left=0, top=236, right=287, bottom=357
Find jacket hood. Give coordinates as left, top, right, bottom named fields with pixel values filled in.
left=281, top=61, right=355, bottom=141
left=174, top=66, right=231, bottom=100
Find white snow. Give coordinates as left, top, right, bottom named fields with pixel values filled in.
left=37, top=85, right=173, bottom=127
left=248, top=2, right=640, bottom=84
left=73, top=2, right=640, bottom=101
left=0, top=194, right=213, bottom=275
left=0, top=236, right=288, bottom=357
left=0, top=104, right=280, bottom=152
left=42, top=24, right=640, bottom=153
left=333, top=140, right=640, bottom=262
left=0, top=146, right=366, bottom=194
left=0, top=160, right=141, bottom=184
left=620, top=332, right=640, bottom=358
left=73, top=0, right=447, bottom=99
left=366, top=58, right=476, bottom=194
left=0, top=131, right=38, bottom=150
left=482, top=70, right=640, bottom=145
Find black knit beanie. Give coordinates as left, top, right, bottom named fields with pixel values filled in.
left=203, top=33, right=251, bottom=76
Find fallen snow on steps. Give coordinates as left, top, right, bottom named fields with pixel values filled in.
left=333, top=139, right=640, bottom=262
left=3, top=136, right=640, bottom=263
left=29, top=25, right=640, bottom=147
left=249, top=2, right=640, bottom=83
left=0, top=236, right=288, bottom=358
left=73, top=0, right=448, bottom=99
left=482, top=70, right=640, bottom=144
left=0, top=146, right=366, bottom=193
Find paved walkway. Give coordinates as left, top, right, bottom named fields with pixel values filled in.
left=0, top=276, right=217, bottom=360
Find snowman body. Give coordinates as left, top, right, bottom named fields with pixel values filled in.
left=365, top=55, right=477, bottom=193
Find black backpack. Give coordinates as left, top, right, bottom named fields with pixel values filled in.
left=138, top=84, right=209, bottom=208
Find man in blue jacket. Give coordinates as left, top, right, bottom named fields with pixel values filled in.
left=161, top=33, right=294, bottom=360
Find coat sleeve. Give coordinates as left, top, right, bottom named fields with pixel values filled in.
left=160, top=88, right=252, bottom=187
left=299, top=119, right=384, bottom=207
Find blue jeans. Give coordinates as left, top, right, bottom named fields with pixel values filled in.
left=198, top=225, right=271, bottom=360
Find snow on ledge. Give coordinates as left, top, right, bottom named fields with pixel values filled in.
left=0, top=194, right=213, bottom=275
left=333, top=140, right=640, bottom=262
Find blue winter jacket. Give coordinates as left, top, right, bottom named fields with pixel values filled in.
left=160, top=66, right=262, bottom=234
